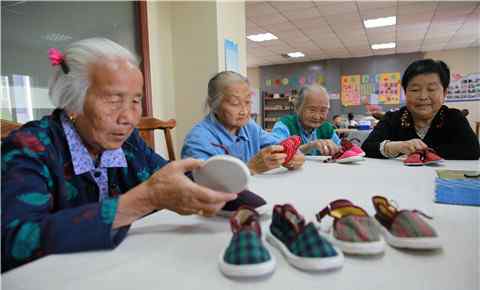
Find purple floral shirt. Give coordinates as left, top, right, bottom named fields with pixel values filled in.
left=61, top=114, right=127, bottom=201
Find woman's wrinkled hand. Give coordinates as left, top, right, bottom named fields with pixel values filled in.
left=144, top=158, right=238, bottom=217
left=248, top=145, right=286, bottom=175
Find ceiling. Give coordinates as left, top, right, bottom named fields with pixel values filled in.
left=246, top=1, right=480, bottom=67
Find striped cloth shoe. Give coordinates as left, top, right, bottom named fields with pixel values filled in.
left=266, top=204, right=343, bottom=271
left=315, top=199, right=385, bottom=255
left=372, top=195, right=442, bottom=249
left=219, top=206, right=275, bottom=278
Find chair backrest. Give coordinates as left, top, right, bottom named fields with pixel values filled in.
left=137, top=117, right=177, bottom=161
left=1, top=119, right=22, bottom=139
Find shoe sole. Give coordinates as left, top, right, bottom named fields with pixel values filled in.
left=372, top=218, right=442, bottom=249
left=423, top=159, right=444, bottom=165
left=317, top=228, right=386, bottom=255
left=336, top=155, right=365, bottom=163
left=217, top=204, right=269, bottom=218
left=218, top=245, right=276, bottom=278
left=404, top=162, right=423, bottom=166
left=266, top=230, right=344, bottom=271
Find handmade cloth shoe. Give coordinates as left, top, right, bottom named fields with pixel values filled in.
left=280, top=136, right=301, bottom=164
left=219, top=206, right=275, bottom=278
left=315, top=199, right=385, bottom=255
left=422, top=148, right=443, bottom=165
left=218, top=190, right=268, bottom=217
left=404, top=148, right=443, bottom=166
left=404, top=151, right=424, bottom=166
left=331, top=139, right=365, bottom=163
left=267, top=204, right=343, bottom=271
left=372, top=196, right=441, bottom=249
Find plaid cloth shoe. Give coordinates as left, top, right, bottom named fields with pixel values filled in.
left=266, top=204, right=343, bottom=271
left=219, top=206, right=275, bottom=278
left=315, top=199, right=385, bottom=255
left=372, top=196, right=441, bottom=249
left=218, top=190, right=268, bottom=217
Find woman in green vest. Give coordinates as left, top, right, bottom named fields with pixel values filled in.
left=272, top=84, right=341, bottom=156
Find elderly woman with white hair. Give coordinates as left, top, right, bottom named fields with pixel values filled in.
left=272, top=84, right=341, bottom=156
left=1, top=38, right=237, bottom=272
left=181, top=71, right=305, bottom=174
left=181, top=71, right=304, bottom=215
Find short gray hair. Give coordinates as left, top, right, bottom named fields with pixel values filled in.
left=206, top=71, right=249, bottom=113
left=48, top=37, right=139, bottom=113
left=295, top=84, right=329, bottom=112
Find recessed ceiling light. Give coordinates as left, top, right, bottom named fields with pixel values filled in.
left=364, top=16, right=396, bottom=29
left=246, top=33, right=278, bottom=42
left=371, top=42, right=396, bottom=50
left=42, top=33, right=72, bottom=42
left=287, top=52, right=305, bottom=58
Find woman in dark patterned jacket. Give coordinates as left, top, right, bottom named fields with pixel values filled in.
left=1, top=38, right=237, bottom=272
left=362, top=59, right=479, bottom=160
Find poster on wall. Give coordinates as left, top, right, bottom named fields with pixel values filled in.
left=446, top=72, right=480, bottom=102
left=341, top=72, right=401, bottom=107
left=378, top=72, right=401, bottom=105
left=224, top=39, right=239, bottom=73
left=341, top=75, right=361, bottom=106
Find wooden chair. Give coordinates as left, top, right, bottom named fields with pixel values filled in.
left=1, top=119, right=22, bottom=139
left=137, top=117, right=177, bottom=161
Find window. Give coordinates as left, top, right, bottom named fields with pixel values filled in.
left=1, top=1, right=142, bottom=122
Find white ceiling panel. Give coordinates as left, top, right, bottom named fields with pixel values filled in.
left=261, top=21, right=298, bottom=34
left=270, top=1, right=317, bottom=12
left=251, top=13, right=289, bottom=26
left=246, top=0, right=478, bottom=67
left=281, top=8, right=322, bottom=21
left=316, top=2, right=358, bottom=16
left=359, top=6, right=397, bottom=19
left=397, top=2, right=437, bottom=15
left=357, top=1, right=397, bottom=11
left=292, top=16, right=330, bottom=29
left=246, top=2, right=278, bottom=18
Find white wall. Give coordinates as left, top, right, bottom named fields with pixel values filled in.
left=147, top=1, right=177, bottom=157
left=171, top=2, right=220, bottom=155
left=425, top=47, right=480, bottom=130
left=216, top=1, right=247, bottom=76
left=147, top=1, right=247, bottom=156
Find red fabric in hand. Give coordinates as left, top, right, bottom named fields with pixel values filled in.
left=280, top=136, right=301, bottom=165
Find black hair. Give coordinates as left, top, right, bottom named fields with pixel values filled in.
left=401, top=59, right=450, bottom=91
left=332, top=114, right=340, bottom=120
left=348, top=112, right=354, bottom=120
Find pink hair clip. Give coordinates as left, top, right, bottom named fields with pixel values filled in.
left=48, top=48, right=69, bottom=73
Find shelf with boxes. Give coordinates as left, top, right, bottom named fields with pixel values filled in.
left=262, top=92, right=296, bottom=131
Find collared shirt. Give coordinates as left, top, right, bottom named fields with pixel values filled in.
left=181, top=113, right=279, bottom=162
left=271, top=117, right=340, bottom=155
left=61, top=113, right=127, bottom=201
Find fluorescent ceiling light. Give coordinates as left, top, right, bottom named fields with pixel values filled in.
left=371, top=42, right=396, bottom=50
left=287, top=52, right=305, bottom=58
left=246, top=33, right=278, bottom=42
left=364, top=16, right=396, bottom=29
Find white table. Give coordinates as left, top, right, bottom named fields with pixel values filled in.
left=3, top=159, right=480, bottom=290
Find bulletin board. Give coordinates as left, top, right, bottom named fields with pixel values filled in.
left=446, top=72, right=480, bottom=102
left=341, top=72, right=401, bottom=107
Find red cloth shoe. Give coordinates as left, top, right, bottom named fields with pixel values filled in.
left=332, top=139, right=365, bottom=163
left=404, top=148, right=443, bottom=166
left=423, top=148, right=443, bottom=165
left=404, top=151, right=424, bottom=166
left=280, top=136, right=301, bottom=164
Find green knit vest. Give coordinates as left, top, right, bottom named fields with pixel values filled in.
left=278, top=114, right=335, bottom=144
